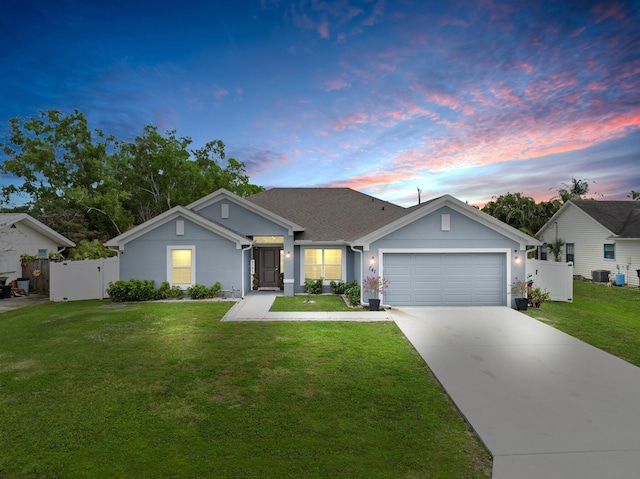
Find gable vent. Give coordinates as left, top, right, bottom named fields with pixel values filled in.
left=176, top=220, right=185, bottom=236
left=441, top=214, right=450, bottom=231
left=221, top=203, right=229, bottom=219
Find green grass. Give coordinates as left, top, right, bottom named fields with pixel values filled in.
left=526, top=281, right=640, bottom=366
left=0, top=300, right=490, bottom=478
left=270, top=294, right=361, bottom=312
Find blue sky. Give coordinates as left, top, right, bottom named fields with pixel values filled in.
left=1, top=0, right=639, bottom=207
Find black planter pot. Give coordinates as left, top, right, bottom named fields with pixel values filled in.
left=515, top=297, right=528, bottom=311
left=368, top=298, right=381, bottom=311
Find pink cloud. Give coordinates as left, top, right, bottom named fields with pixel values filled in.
left=214, top=88, right=229, bottom=99
left=318, top=19, right=329, bottom=39
left=592, top=2, right=627, bottom=23
left=323, top=78, right=351, bottom=91
left=362, top=0, right=385, bottom=27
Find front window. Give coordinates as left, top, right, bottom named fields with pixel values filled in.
left=303, top=248, right=343, bottom=281
left=603, top=244, right=615, bottom=260
left=167, top=246, right=195, bottom=286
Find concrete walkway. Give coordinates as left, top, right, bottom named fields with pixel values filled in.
left=0, top=294, right=48, bottom=313
left=392, top=306, right=640, bottom=479
left=222, top=292, right=392, bottom=322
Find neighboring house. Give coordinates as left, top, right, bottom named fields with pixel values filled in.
left=0, top=213, right=76, bottom=281
left=536, top=200, right=640, bottom=287
left=106, top=188, right=539, bottom=307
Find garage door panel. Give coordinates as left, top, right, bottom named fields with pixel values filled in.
left=384, top=252, right=506, bottom=306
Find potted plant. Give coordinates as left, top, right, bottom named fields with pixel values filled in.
left=528, top=287, right=550, bottom=309
left=362, top=276, right=390, bottom=311
left=510, top=278, right=529, bottom=310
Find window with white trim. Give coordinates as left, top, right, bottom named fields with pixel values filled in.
left=603, top=244, right=615, bottom=260
left=303, top=248, right=343, bottom=281
left=167, top=246, right=195, bottom=286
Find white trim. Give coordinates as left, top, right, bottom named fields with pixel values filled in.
left=166, top=245, right=196, bottom=287
left=0, top=213, right=75, bottom=247
left=299, top=246, right=347, bottom=285
left=378, top=248, right=512, bottom=306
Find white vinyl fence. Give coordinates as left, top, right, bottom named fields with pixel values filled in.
left=50, top=257, right=119, bottom=302
left=526, top=259, right=573, bottom=302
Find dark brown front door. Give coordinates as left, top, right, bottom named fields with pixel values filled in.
left=259, top=248, right=280, bottom=288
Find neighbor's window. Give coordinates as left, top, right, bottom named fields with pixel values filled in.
left=538, top=246, right=547, bottom=261
left=566, top=243, right=574, bottom=263
left=167, top=246, right=195, bottom=286
left=38, top=249, right=47, bottom=257
left=603, top=244, right=615, bottom=260
left=303, top=248, right=343, bottom=281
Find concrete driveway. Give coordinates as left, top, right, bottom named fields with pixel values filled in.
left=391, top=306, right=640, bottom=479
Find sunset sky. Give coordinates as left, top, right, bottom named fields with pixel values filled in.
left=1, top=0, right=638, bottom=207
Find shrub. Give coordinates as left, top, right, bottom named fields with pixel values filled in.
left=187, top=282, right=222, bottom=300
left=344, top=283, right=361, bottom=307
left=330, top=279, right=358, bottom=295
left=528, top=287, right=551, bottom=308
left=157, top=281, right=184, bottom=300
left=187, top=284, right=210, bottom=300
left=305, top=278, right=323, bottom=295
left=170, top=285, right=185, bottom=299
left=107, top=279, right=157, bottom=302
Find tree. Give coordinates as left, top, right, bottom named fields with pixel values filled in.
left=554, top=178, right=600, bottom=203
left=628, top=190, right=640, bottom=201
left=1, top=110, right=264, bottom=242
left=0, top=109, right=132, bottom=242
left=481, top=192, right=560, bottom=235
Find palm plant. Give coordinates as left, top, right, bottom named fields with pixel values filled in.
left=547, top=238, right=566, bottom=262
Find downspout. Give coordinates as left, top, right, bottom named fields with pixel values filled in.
left=241, top=244, right=253, bottom=298
left=350, top=244, right=365, bottom=307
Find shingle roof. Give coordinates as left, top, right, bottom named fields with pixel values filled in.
left=572, top=200, right=640, bottom=238
left=246, top=188, right=410, bottom=241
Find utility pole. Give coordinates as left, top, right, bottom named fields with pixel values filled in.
left=417, top=187, right=422, bottom=205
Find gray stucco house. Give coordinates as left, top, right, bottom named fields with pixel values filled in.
left=106, top=188, right=538, bottom=307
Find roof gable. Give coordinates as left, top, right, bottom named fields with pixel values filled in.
left=353, top=195, right=539, bottom=249
left=246, top=188, right=407, bottom=242
left=188, top=188, right=304, bottom=235
left=537, top=200, right=640, bottom=239
left=105, top=206, right=251, bottom=249
left=572, top=200, right=640, bottom=238
left=0, top=213, right=75, bottom=247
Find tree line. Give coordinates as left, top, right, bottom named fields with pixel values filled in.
left=1, top=110, right=637, bottom=248
left=1, top=110, right=263, bottom=244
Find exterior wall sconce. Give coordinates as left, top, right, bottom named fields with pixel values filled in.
left=286, top=250, right=291, bottom=258
left=514, top=255, right=520, bottom=264
left=370, top=256, right=376, bottom=265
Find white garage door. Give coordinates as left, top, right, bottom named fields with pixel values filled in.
left=383, top=253, right=506, bottom=306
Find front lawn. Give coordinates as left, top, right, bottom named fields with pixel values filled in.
left=270, top=294, right=360, bottom=312
left=526, top=281, right=640, bottom=366
left=0, top=301, right=490, bottom=478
